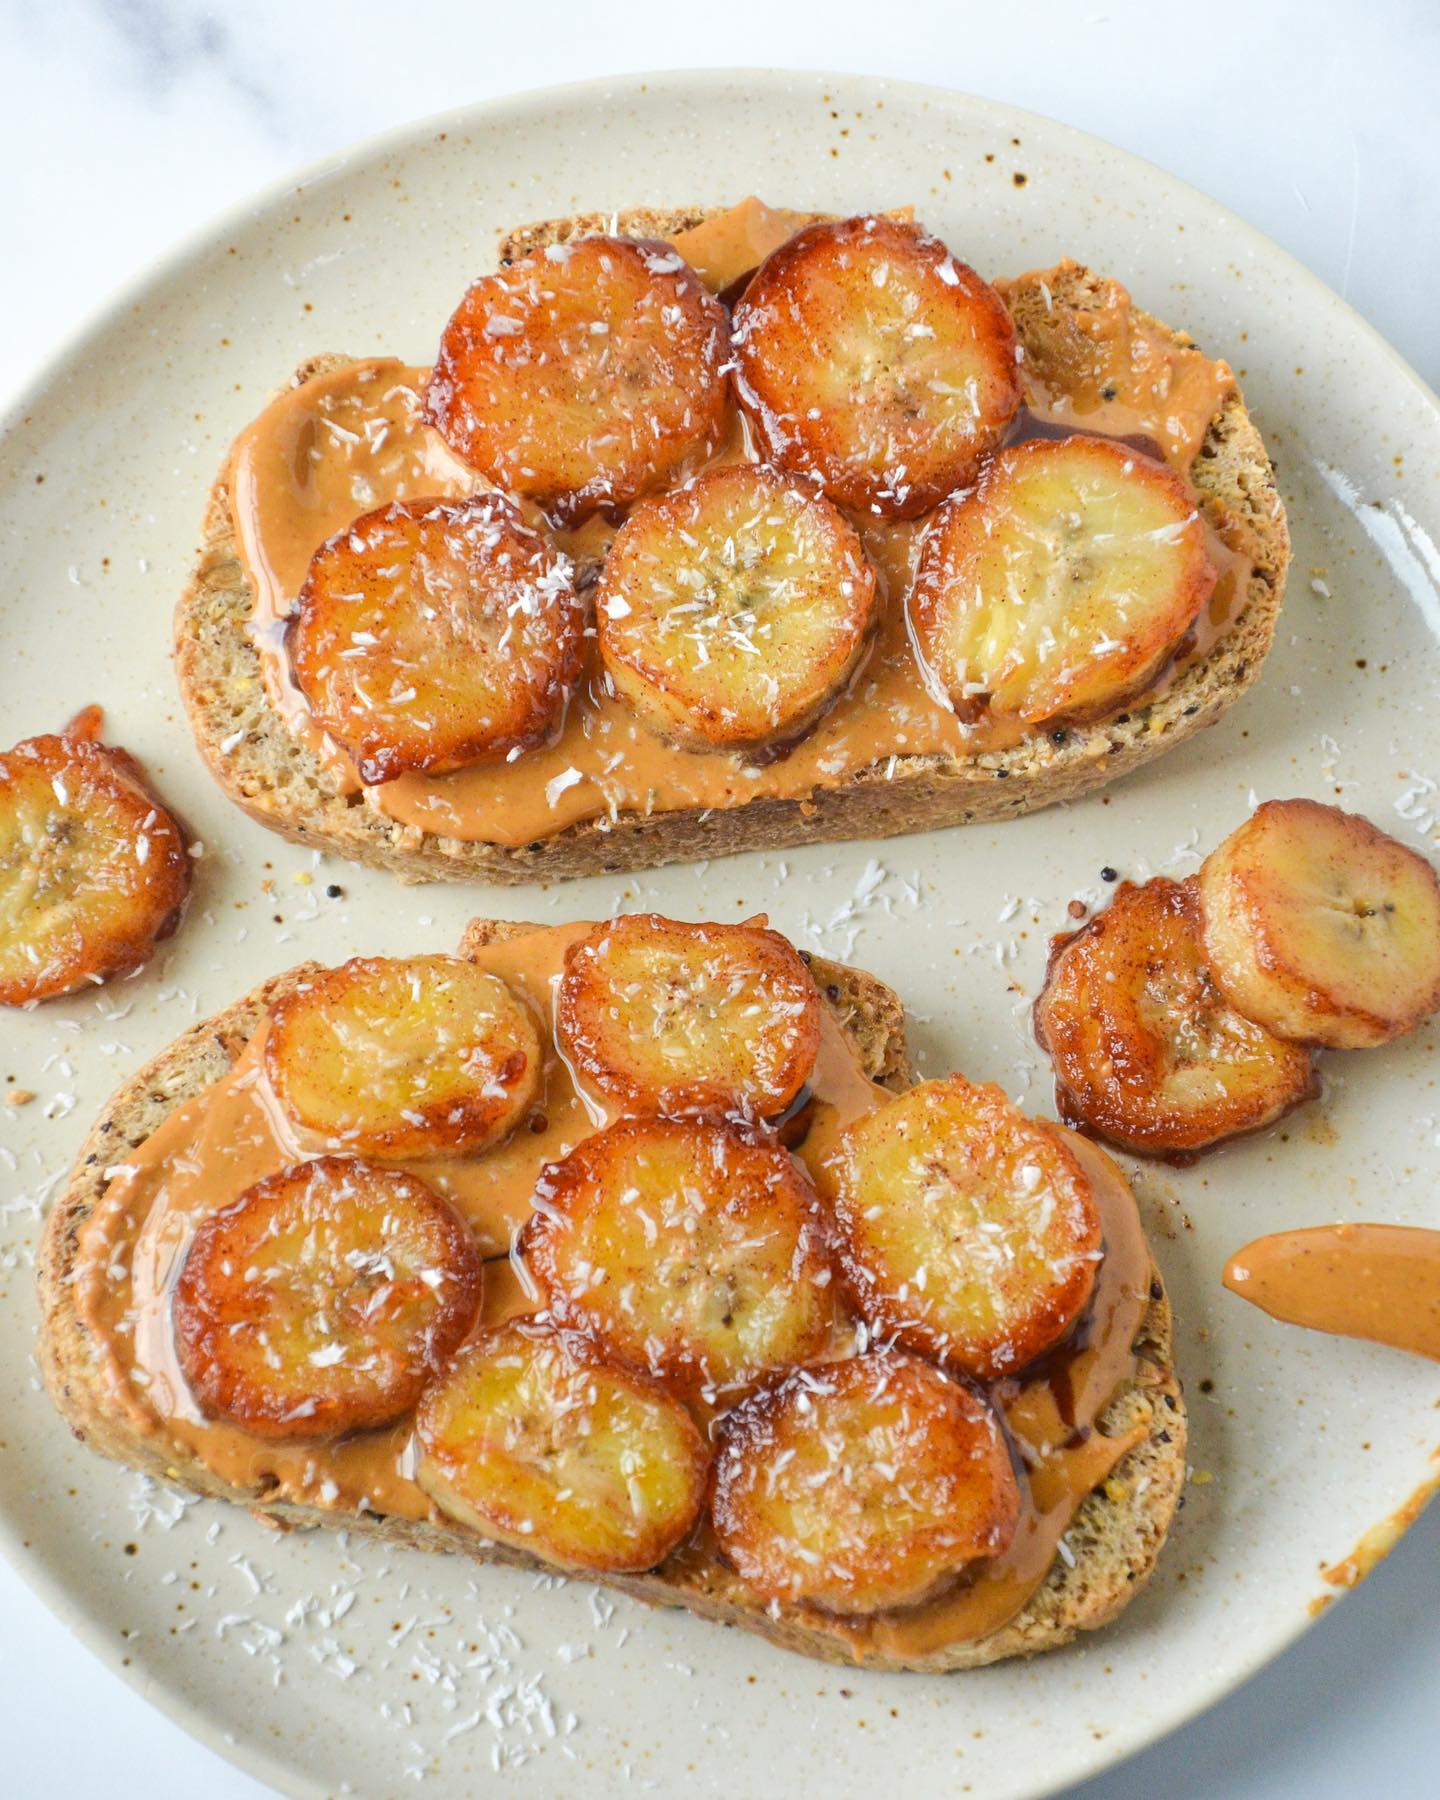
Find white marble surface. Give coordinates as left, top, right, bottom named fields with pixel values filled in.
left=0, top=2, right=1436, bottom=1796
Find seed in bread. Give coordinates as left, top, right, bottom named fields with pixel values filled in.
left=908, top=436, right=1216, bottom=729
left=424, top=236, right=730, bottom=524
left=732, top=216, right=1020, bottom=519
left=172, top=1155, right=483, bottom=1440
left=521, top=1116, right=834, bottom=1394
left=712, top=1350, right=1020, bottom=1615
left=556, top=913, right=821, bottom=1120
left=596, top=463, right=878, bottom=753
left=415, top=1319, right=710, bottom=1573
left=823, top=1076, right=1101, bottom=1377
left=0, top=711, right=190, bottom=1006
left=264, top=954, right=543, bottom=1160
left=287, top=494, right=582, bottom=785
left=1196, top=798, right=1440, bottom=1049
left=1035, top=876, right=1316, bottom=1158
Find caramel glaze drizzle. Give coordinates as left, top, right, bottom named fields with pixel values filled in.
left=1225, top=1224, right=1440, bottom=1362
left=225, top=200, right=1247, bottom=849
left=73, top=920, right=1164, bottom=1656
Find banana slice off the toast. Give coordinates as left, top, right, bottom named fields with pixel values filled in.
left=425, top=235, right=730, bottom=524
left=288, top=494, right=583, bottom=785
left=1197, top=798, right=1440, bottom=1049
left=0, top=713, right=191, bottom=1006
left=822, top=1076, right=1102, bottom=1378
left=713, top=1350, right=1020, bottom=1615
left=173, top=1156, right=483, bottom=1440
left=264, top=953, right=543, bottom=1160
left=732, top=215, right=1021, bottom=518
left=908, top=435, right=1216, bottom=729
left=521, top=1116, right=835, bottom=1395
left=415, top=1319, right=710, bottom=1573
left=1035, top=875, right=1317, bottom=1159
left=556, top=912, right=821, bottom=1121
left=596, top=463, right=878, bottom=754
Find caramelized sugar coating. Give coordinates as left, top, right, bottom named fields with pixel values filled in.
left=1197, top=798, right=1440, bottom=1049
left=288, top=494, right=582, bottom=785
left=173, top=1156, right=483, bottom=1440
left=713, top=1350, right=1020, bottom=1615
left=425, top=236, right=730, bottom=523
left=556, top=912, right=821, bottom=1120
left=909, top=435, right=1216, bottom=730
left=265, top=954, right=543, bottom=1160
left=1035, top=876, right=1317, bottom=1158
left=732, top=216, right=1020, bottom=518
left=415, top=1319, right=710, bottom=1573
left=596, top=464, right=877, bottom=753
left=521, top=1117, right=835, bottom=1395
left=0, top=712, right=190, bottom=1005
left=825, top=1076, right=1101, bottom=1377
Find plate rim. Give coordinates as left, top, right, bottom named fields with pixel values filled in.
left=3, top=65, right=1438, bottom=428
left=3, top=63, right=1438, bottom=1800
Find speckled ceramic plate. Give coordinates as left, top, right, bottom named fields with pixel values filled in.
left=1, top=68, right=1437, bottom=1800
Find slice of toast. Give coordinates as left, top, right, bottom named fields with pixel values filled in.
left=38, top=922, right=1185, bottom=1671
left=173, top=210, right=1288, bottom=885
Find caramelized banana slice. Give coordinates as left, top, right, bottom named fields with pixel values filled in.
left=1035, top=877, right=1317, bottom=1158
left=265, top=954, right=543, bottom=1160
left=556, top=913, right=821, bottom=1120
left=173, top=1156, right=483, bottom=1440
left=908, top=435, right=1216, bottom=728
left=825, top=1077, right=1101, bottom=1377
left=415, top=1320, right=709, bottom=1573
left=713, top=1351, right=1019, bottom=1615
left=0, top=717, right=190, bottom=1005
left=1197, top=799, right=1440, bottom=1049
left=732, top=216, right=1020, bottom=519
left=425, top=236, right=730, bottom=523
left=521, top=1117, right=834, bottom=1393
left=596, top=464, right=877, bottom=752
left=288, top=494, right=582, bottom=785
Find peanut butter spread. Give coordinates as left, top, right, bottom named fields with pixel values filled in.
left=668, top=197, right=823, bottom=290
left=994, top=265, right=1236, bottom=471
left=224, top=202, right=1246, bottom=849
left=1225, top=1223, right=1440, bottom=1362
left=809, top=1134, right=1153, bottom=1658
left=230, top=361, right=478, bottom=795
left=73, top=922, right=1159, bottom=1654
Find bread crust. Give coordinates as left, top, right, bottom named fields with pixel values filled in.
left=37, top=923, right=1186, bottom=1672
left=173, top=213, right=1288, bottom=885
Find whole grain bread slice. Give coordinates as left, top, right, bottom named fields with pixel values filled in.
left=38, top=923, right=1185, bottom=1671
left=173, top=209, right=1289, bottom=885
